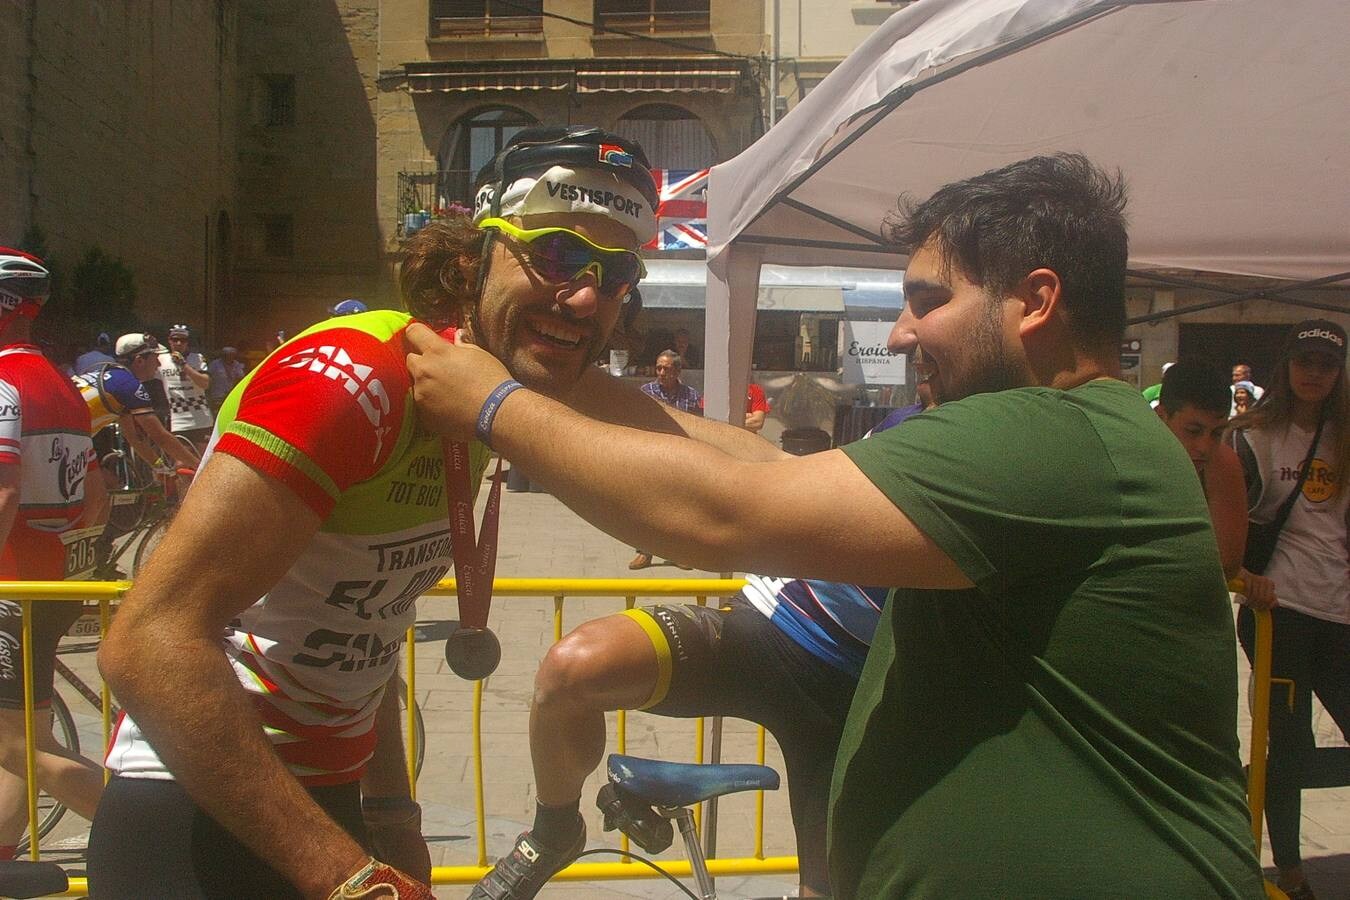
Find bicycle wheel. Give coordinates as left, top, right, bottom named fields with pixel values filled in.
left=14, top=693, right=79, bottom=854
left=131, top=515, right=171, bottom=577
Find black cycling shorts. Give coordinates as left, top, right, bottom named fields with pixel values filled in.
left=0, top=599, right=82, bottom=710
left=625, top=600, right=858, bottom=893
left=88, top=776, right=368, bottom=899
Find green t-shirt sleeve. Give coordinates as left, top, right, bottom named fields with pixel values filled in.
left=842, top=390, right=1122, bottom=596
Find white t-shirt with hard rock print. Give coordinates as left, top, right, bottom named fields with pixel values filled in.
left=1243, top=423, right=1349, bottom=624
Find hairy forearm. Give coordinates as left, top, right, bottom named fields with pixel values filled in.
left=97, top=454, right=364, bottom=897
left=122, top=418, right=161, bottom=467
left=489, top=389, right=944, bottom=585
left=494, top=391, right=758, bottom=569
left=148, top=422, right=199, bottom=468
left=100, top=612, right=364, bottom=897
left=568, top=369, right=785, bottom=463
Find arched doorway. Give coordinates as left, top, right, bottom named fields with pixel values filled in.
left=437, top=106, right=539, bottom=207
left=616, top=104, right=716, bottom=170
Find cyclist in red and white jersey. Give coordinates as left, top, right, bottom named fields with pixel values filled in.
left=0, top=248, right=108, bottom=859
left=90, top=127, right=664, bottom=899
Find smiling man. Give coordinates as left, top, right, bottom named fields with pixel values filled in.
left=407, top=154, right=1264, bottom=898
left=90, top=126, right=663, bottom=900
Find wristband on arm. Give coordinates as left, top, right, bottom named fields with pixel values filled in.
left=475, top=379, right=524, bottom=448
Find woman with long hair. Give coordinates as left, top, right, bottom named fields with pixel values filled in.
left=1230, top=319, right=1349, bottom=900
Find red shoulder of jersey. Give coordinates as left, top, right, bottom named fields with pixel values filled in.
left=215, top=326, right=411, bottom=517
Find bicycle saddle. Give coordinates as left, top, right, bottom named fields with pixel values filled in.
left=605, top=754, right=779, bottom=807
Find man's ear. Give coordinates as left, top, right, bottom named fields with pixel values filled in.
left=1155, top=404, right=1168, bottom=422
left=1015, top=268, right=1062, bottom=339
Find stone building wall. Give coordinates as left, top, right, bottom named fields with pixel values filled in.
left=25, top=1, right=238, bottom=342
left=0, top=0, right=33, bottom=243
left=230, top=0, right=382, bottom=345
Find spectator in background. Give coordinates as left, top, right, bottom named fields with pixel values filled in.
left=639, top=350, right=701, bottom=412
left=74, top=332, right=115, bottom=375
left=159, top=324, right=214, bottom=453
left=207, top=346, right=245, bottom=410
left=672, top=327, right=701, bottom=369
left=1230, top=320, right=1348, bottom=900
left=1231, top=362, right=1265, bottom=417
left=1232, top=380, right=1257, bottom=416
left=1155, top=361, right=1248, bottom=578
left=743, top=382, right=770, bottom=432
left=631, top=350, right=701, bottom=569
left=697, top=381, right=772, bottom=433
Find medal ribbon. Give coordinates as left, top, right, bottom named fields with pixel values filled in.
left=431, top=324, right=504, bottom=631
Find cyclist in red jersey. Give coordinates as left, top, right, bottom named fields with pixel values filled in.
left=0, top=249, right=108, bottom=859
left=90, top=127, right=663, bottom=900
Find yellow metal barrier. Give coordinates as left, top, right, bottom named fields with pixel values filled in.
left=1, top=577, right=797, bottom=893
left=5, top=579, right=1298, bottom=896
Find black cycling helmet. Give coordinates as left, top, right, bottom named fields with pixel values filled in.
left=471, top=125, right=658, bottom=219
left=405, top=126, right=656, bottom=331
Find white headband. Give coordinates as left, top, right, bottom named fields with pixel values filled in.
left=473, top=165, right=657, bottom=244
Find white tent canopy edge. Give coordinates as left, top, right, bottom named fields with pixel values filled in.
left=701, top=0, right=1350, bottom=421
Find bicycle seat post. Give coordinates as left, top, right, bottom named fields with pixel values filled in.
left=668, top=805, right=716, bottom=900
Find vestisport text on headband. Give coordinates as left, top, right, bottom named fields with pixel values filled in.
left=478, top=217, right=646, bottom=299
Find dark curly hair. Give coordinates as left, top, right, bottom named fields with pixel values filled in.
left=885, top=153, right=1129, bottom=353
left=397, top=214, right=484, bottom=330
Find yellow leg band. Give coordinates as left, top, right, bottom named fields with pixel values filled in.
left=621, top=607, right=673, bottom=710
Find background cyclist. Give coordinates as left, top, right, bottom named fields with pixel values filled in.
left=0, top=248, right=108, bottom=860
left=74, top=332, right=200, bottom=479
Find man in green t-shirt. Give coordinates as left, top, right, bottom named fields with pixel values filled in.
left=405, top=154, right=1264, bottom=898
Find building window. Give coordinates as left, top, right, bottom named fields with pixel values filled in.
left=616, top=104, right=715, bottom=170
left=595, top=0, right=710, bottom=34
left=430, top=0, right=543, bottom=37
left=260, top=74, right=295, bottom=127
left=261, top=215, right=294, bottom=258
left=436, top=107, right=539, bottom=206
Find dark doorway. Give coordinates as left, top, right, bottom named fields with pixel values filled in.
left=1178, top=322, right=1294, bottom=388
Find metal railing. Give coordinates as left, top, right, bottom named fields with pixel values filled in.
left=2, top=578, right=798, bottom=895
left=395, top=171, right=472, bottom=239
left=3, top=579, right=1290, bottom=895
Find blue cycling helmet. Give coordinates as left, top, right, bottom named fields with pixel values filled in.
left=330, top=298, right=368, bottom=316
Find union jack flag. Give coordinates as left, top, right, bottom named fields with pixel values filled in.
left=644, top=168, right=709, bottom=251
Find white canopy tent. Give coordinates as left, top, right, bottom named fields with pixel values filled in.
left=702, top=0, right=1350, bottom=421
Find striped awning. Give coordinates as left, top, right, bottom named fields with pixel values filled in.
left=401, top=58, right=749, bottom=95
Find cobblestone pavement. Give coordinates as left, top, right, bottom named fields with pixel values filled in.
left=36, top=473, right=1350, bottom=897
